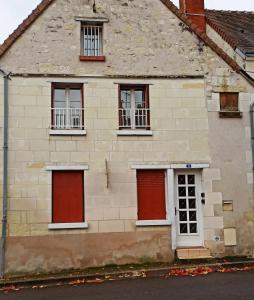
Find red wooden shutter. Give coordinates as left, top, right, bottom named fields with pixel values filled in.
left=52, top=171, right=84, bottom=223
left=220, top=93, right=239, bottom=111
left=137, top=170, right=166, bottom=220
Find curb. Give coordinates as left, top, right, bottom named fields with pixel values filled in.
left=1, top=260, right=254, bottom=288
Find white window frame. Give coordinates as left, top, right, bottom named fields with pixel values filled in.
left=46, top=165, right=89, bottom=230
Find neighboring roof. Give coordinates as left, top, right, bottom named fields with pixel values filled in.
left=0, top=0, right=252, bottom=83
left=206, top=10, right=254, bottom=56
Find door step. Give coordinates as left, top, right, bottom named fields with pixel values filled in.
left=176, top=247, right=212, bottom=260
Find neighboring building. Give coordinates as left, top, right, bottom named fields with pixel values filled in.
left=206, top=10, right=254, bottom=78
left=0, top=0, right=254, bottom=275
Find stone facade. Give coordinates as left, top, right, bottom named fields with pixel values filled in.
left=0, top=0, right=254, bottom=275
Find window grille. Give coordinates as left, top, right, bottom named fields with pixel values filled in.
left=83, top=24, right=103, bottom=56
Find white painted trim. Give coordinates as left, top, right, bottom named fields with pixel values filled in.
left=167, top=169, right=176, bottom=250
left=117, top=130, right=153, bottom=136
left=131, top=164, right=171, bottom=170
left=136, top=220, right=171, bottom=227
left=170, top=163, right=209, bottom=169
left=131, top=164, right=209, bottom=170
left=46, top=165, right=89, bottom=171
left=48, top=222, right=89, bottom=230
left=49, top=130, right=87, bottom=136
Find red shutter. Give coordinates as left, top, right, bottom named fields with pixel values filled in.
left=52, top=171, right=84, bottom=223
left=137, top=170, right=166, bottom=220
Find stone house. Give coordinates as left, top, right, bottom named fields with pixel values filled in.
left=0, top=0, right=254, bottom=276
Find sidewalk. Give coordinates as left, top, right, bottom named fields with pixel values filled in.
left=1, top=258, right=254, bottom=290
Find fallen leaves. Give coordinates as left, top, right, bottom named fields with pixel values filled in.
left=0, top=285, right=20, bottom=292
left=166, top=265, right=254, bottom=278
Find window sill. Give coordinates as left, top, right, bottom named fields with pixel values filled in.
left=136, top=220, right=171, bottom=227
left=49, top=130, right=87, bottom=136
left=117, top=130, right=153, bottom=136
left=48, top=222, right=88, bottom=230
left=219, top=111, right=242, bottom=118
left=79, top=55, right=105, bottom=62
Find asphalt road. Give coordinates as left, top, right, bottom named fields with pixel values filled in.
left=1, top=271, right=254, bottom=300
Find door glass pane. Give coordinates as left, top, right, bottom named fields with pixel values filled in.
left=189, top=198, right=196, bottom=209
left=178, top=187, right=186, bottom=197
left=189, top=211, right=197, bottom=222
left=180, top=223, right=188, bottom=234
left=178, top=175, right=185, bottom=185
left=188, top=187, right=196, bottom=197
left=179, top=199, right=187, bottom=209
left=180, top=211, right=187, bottom=222
left=189, top=223, right=197, bottom=234
left=188, top=175, right=195, bottom=184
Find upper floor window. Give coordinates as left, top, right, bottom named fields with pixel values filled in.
left=220, top=92, right=239, bottom=112
left=119, top=85, right=150, bottom=130
left=51, top=83, right=84, bottom=131
left=80, top=23, right=105, bottom=61
left=219, top=92, right=242, bottom=118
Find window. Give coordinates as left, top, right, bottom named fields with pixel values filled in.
left=119, top=85, right=150, bottom=130
left=137, top=170, right=166, bottom=221
left=80, top=23, right=105, bottom=61
left=219, top=92, right=242, bottom=118
left=52, top=171, right=84, bottom=224
left=220, top=92, right=239, bottom=112
left=51, top=83, right=84, bottom=131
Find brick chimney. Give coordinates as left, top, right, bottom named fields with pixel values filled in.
left=179, top=0, right=206, bottom=32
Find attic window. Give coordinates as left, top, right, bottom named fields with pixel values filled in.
left=79, top=22, right=105, bottom=61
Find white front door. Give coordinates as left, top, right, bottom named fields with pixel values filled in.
left=175, top=171, right=203, bottom=247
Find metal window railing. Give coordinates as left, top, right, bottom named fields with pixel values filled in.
left=51, top=108, right=84, bottom=130
left=119, top=108, right=150, bottom=129
left=83, top=25, right=102, bottom=56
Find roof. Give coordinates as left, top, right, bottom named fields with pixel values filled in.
left=206, top=10, right=254, bottom=56
left=0, top=0, right=252, bottom=83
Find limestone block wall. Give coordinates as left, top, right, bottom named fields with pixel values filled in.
left=6, top=76, right=209, bottom=237
left=205, top=67, right=254, bottom=257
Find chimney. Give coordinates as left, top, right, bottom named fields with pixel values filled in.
left=179, top=0, right=206, bottom=32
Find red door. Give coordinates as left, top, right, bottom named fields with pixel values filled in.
left=137, top=170, right=166, bottom=220
left=52, top=171, right=84, bottom=223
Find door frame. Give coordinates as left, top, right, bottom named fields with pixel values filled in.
left=174, top=170, right=204, bottom=248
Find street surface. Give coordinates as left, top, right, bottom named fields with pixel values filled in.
left=0, top=271, right=254, bottom=300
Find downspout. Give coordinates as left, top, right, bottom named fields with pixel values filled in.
left=0, top=69, right=11, bottom=277
left=250, top=103, right=254, bottom=179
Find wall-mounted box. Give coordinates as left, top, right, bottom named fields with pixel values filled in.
left=224, top=228, right=237, bottom=246
left=223, top=200, right=233, bottom=211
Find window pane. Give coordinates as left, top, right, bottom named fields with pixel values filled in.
left=70, top=89, right=81, bottom=108
left=54, top=89, right=66, bottom=108
left=121, top=90, right=131, bottom=109
left=84, top=25, right=102, bottom=56
left=135, top=90, right=145, bottom=108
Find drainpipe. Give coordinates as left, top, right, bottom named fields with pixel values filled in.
left=0, top=68, right=11, bottom=277
left=250, top=103, right=254, bottom=180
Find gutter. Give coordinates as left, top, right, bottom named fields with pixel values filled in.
left=0, top=68, right=11, bottom=278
